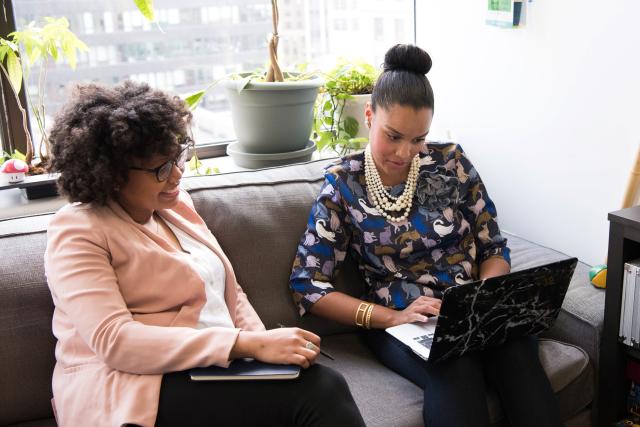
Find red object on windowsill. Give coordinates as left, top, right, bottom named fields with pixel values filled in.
left=0, top=159, right=29, bottom=184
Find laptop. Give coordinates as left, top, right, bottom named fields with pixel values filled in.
left=386, top=257, right=578, bottom=363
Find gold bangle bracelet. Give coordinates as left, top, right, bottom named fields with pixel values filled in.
left=355, top=302, right=369, bottom=327
left=364, top=303, right=375, bottom=329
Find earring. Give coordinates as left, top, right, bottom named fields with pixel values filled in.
left=365, top=118, right=371, bottom=128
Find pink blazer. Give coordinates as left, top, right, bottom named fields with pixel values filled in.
left=44, top=190, right=265, bottom=427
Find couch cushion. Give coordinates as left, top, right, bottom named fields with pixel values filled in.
left=320, top=334, right=592, bottom=427
left=0, top=216, right=55, bottom=425
left=183, top=158, right=364, bottom=334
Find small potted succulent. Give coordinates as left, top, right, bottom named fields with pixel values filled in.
left=313, top=60, right=379, bottom=156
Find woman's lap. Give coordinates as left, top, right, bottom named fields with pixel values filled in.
left=363, top=329, right=561, bottom=427
left=155, top=363, right=365, bottom=427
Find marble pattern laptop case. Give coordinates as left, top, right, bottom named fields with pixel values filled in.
left=387, top=258, right=578, bottom=363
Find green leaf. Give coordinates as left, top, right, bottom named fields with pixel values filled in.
left=61, top=42, right=77, bottom=68
left=34, top=17, right=87, bottom=68
left=323, top=59, right=379, bottom=96
left=26, top=43, right=42, bottom=65
left=60, top=35, right=88, bottom=69
left=188, top=154, right=202, bottom=171
left=316, top=131, right=333, bottom=152
left=11, top=149, right=26, bottom=161
left=348, top=137, right=368, bottom=149
left=12, top=26, right=42, bottom=65
left=323, top=100, right=333, bottom=112
left=323, top=116, right=334, bottom=126
left=0, top=38, right=19, bottom=53
left=133, top=0, right=156, bottom=22
left=46, top=40, right=59, bottom=61
left=184, top=90, right=206, bottom=110
left=312, top=116, right=323, bottom=133
left=0, top=39, right=20, bottom=64
left=343, top=117, right=359, bottom=138
left=0, top=45, right=9, bottom=62
left=183, top=77, right=221, bottom=110
left=5, top=50, right=22, bottom=94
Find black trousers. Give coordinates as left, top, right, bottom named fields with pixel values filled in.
left=154, top=363, right=365, bottom=427
left=363, top=330, right=562, bottom=427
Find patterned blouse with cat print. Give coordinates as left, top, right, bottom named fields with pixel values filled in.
left=290, top=142, right=510, bottom=316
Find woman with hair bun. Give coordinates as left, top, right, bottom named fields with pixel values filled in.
left=290, top=44, right=561, bottom=426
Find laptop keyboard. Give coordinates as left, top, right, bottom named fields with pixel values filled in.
left=413, top=334, right=434, bottom=349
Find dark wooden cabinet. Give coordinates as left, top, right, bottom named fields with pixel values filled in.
left=598, top=206, right=640, bottom=425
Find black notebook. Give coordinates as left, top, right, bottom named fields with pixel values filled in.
left=189, top=359, right=301, bottom=381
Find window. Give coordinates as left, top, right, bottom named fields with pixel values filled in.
left=82, top=12, right=94, bottom=34
left=103, top=12, right=114, bottom=33
left=333, top=19, right=348, bottom=31
left=374, top=18, right=384, bottom=41
left=3, top=0, right=415, bottom=157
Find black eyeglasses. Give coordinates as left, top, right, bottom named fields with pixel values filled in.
left=130, top=138, right=194, bottom=182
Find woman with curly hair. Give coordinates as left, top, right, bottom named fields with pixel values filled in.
left=45, top=81, right=364, bottom=427
left=290, top=44, right=562, bottom=427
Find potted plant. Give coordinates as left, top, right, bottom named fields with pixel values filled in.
left=313, top=60, right=378, bottom=156
left=222, top=67, right=323, bottom=162
left=0, top=16, right=87, bottom=198
left=181, top=0, right=323, bottom=169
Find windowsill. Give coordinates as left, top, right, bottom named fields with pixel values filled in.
left=0, top=150, right=343, bottom=221
left=0, top=187, right=67, bottom=221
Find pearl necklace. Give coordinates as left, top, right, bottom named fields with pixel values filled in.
left=364, top=145, right=419, bottom=222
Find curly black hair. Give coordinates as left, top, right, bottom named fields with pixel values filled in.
left=48, top=80, right=192, bottom=205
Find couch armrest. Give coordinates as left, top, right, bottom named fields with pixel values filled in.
left=505, top=232, right=605, bottom=373
left=544, top=260, right=605, bottom=374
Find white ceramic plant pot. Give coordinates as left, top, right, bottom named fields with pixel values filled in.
left=338, top=94, right=371, bottom=141
left=223, top=74, right=324, bottom=154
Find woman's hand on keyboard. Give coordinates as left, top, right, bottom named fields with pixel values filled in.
left=391, top=296, right=441, bottom=326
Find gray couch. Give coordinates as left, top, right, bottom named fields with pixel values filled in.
left=0, top=158, right=605, bottom=426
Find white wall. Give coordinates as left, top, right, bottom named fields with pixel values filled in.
left=416, top=1, right=640, bottom=266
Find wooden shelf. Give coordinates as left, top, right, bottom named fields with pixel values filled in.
left=599, top=206, right=640, bottom=425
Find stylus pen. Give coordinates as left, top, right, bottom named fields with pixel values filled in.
left=277, top=323, right=336, bottom=360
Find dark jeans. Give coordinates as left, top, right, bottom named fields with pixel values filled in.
left=155, top=363, right=365, bottom=427
left=363, top=330, right=562, bottom=427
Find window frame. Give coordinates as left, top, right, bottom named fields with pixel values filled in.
left=0, top=0, right=31, bottom=157
left=0, top=0, right=417, bottom=159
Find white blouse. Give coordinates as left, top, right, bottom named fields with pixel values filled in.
left=165, top=221, right=235, bottom=329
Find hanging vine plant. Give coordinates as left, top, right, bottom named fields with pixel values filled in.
left=313, top=60, right=379, bottom=155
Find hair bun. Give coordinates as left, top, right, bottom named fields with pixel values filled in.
left=383, top=44, right=432, bottom=75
